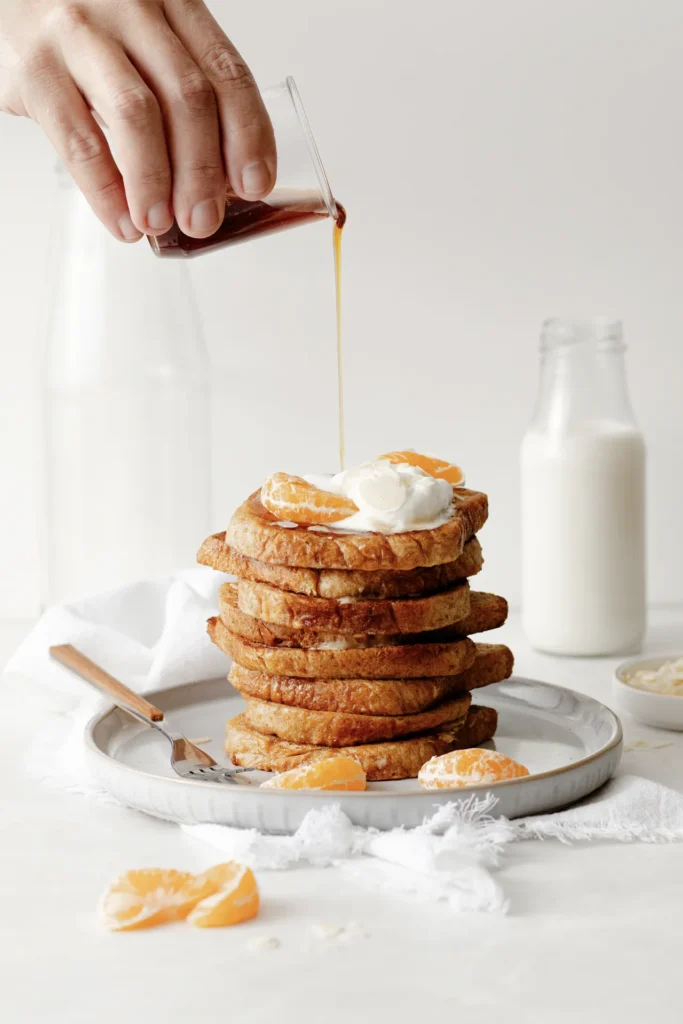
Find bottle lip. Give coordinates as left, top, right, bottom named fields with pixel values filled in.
left=540, top=317, right=626, bottom=352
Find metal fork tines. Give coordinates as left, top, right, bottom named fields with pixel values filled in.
left=183, top=764, right=254, bottom=784
left=168, top=735, right=252, bottom=786
left=49, top=644, right=255, bottom=786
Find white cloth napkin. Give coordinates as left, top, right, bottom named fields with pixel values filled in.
left=5, top=571, right=683, bottom=913
left=182, top=777, right=683, bottom=912
left=4, top=567, right=228, bottom=796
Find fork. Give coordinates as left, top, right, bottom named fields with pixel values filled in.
left=49, top=644, right=254, bottom=785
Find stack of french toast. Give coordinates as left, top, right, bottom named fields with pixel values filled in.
left=199, top=456, right=514, bottom=781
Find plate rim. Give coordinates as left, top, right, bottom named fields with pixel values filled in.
left=84, top=675, right=623, bottom=798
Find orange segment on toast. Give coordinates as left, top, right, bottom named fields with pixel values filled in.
left=379, top=451, right=465, bottom=487
left=418, top=748, right=529, bottom=789
left=260, top=756, right=366, bottom=791
left=261, top=472, right=358, bottom=525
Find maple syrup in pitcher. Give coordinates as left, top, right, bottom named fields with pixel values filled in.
left=149, top=188, right=330, bottom=257
left=149, top=77, right=347, bottom=469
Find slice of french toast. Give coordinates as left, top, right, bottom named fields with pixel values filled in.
left=208, top=615, right=477, bottom=679
left=198, top=532, right=484, bottom=598
left=224, top=706, right=498, bottom=781
left=225, top=488, right=488, bottom=571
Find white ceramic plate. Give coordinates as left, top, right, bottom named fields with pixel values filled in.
left=613, top=652, right=683, bottom=730
left=85, top=676, right=622, bottom=833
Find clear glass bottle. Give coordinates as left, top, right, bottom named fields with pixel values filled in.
left=520, top=317, right=646, bottom=656
left=42, top=168, right=211, bottom=605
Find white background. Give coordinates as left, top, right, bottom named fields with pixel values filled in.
left=1, top=0, right=682, bottom=618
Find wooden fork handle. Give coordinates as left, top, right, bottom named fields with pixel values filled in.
left=49, top=644, right=164, bottom=723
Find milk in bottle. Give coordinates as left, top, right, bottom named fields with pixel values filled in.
left=521, top=318, right=645, bottom=655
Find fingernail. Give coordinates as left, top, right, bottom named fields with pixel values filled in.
left=240, top=160, right=272, bottom=197
left=147, top=201, right=173, bottom=232
left=190, top=199, right=222, bottom=236
left=119, top=213, right=142, bottom=241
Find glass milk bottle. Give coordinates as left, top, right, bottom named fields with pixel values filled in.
left=42, top=168, right=211, bottom=605
left=521, top=318, right=646, bottom=655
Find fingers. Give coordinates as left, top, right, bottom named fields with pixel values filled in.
left=119, top=5, right=225, bottom=238
left=55, top=12, right=173, bottom=237
left=164, top=0, right=276, bottom=201
left=13, top=1, right=274, bottom=242
left=19, top=45, right=141, bottom=242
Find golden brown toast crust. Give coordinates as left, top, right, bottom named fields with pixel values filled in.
left=452, top=643, right=514, bottom=690
left=237, top=578, right=471, bottom=634
left=228, top=644, right=513, bottom=715
left=198, top=533, right=484, bottom=598
left=230, top=663, right=456, bottom=715
left=219, top=584, right=507, bottom=649
left=243, top=692, right=471, bottom=746
left=225, top=705, right=499, bottom=781
left=208, top=615, right=477, bottom=679
left=225, top=489, right=488, bottom=570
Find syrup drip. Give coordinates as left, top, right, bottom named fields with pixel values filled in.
left=333, top=204, right=347, bottom=471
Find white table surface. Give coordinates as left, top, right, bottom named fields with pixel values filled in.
left=2, top=610, right=683, bottom=1024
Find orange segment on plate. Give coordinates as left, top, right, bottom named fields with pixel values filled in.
left=379, top=451, right=465, bottom=487
left=99, top=862, right=259, bottom=931
left=260, top=756, right=367, bottom=791
left=261, top=472, right=358, bottom=525
left=98, top=868, right=211, bottom=932
left=187, top=863, right=259, bottom=928
left=418, top=748, right=529, bottom=789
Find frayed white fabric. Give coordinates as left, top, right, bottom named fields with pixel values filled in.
left=6, top=575, right=683, bottom=914
left=182, top=779, right=683, bottom=914
left=516, top=775, right=683, bottom=843
left=182, top=796, right=511, bottom=912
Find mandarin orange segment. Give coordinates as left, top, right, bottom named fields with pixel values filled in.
left=261, top=472, right=358, bottom=525
left=98, top=868, right=210, bottom=932
left=418, top=748, right=530, bottom=789
left=379, top=451, right=465, bottom=487
left=187, top=864, right=259, bottom=928
left=260, top=756, right=367, bottom=791
left=99, top=862, right=260, bottom=932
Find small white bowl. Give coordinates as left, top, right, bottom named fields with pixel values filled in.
left=613, top=652, right=683, bottom=730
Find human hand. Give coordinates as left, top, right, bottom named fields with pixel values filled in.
left=0, top=0, right=276, bottom=242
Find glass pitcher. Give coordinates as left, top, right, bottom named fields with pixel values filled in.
left=43, top=167, right=211, bottom=605
left=149, top=76, right=342, bottom=259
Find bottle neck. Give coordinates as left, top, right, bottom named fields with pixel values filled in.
left=530, top=342, right=637, bottom=434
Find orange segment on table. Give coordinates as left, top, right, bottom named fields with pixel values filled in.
left=99, top=862, right=259, bottom=931
left=187, top=863, right=259, bottom=928
left=98, top=868, right=208, bottom=932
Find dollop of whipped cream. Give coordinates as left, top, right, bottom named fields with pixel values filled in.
left=304, top=461, right=454, bottom=534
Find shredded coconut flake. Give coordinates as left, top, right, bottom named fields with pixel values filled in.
left=311, top=921, right=369, bottom=943
left=312, top=922, right=343, bottom=940
left=246, top=935, right=280, bottom=953
left=624, top=739, right=674, bottom=752
left=623, top=658, right=683, bottom=696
